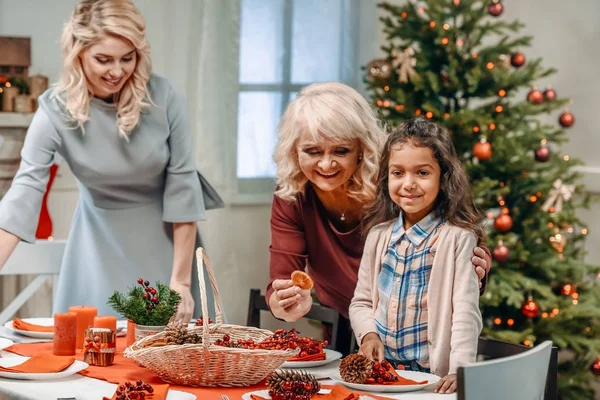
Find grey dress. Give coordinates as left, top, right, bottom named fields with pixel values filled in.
left=0, top=74, right=219, bottom=317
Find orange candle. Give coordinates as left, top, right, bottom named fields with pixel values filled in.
left=126, top=319, right=136, bottom=347
left=68, top=305, right=98, bottom=350
left=93, top=316, right=117, bottom=333
left=53, top=312, right=77, bottom=356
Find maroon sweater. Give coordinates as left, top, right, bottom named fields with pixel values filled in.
left=267, top=185, right=362, bottom=319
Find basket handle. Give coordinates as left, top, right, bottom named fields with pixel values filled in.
left=195, top=247, right=224, bottom=346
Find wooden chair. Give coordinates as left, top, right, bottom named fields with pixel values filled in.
left=246, top=288, right=354, bottom=355
left=0, top=239, right=66, bottom=325
left=457, top=338, right=557, bottom=400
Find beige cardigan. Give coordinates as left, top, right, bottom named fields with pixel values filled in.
left=349, top=220, right=482, bottom=377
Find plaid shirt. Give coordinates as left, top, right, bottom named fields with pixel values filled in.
left=375, top=211, right=444, bottom=366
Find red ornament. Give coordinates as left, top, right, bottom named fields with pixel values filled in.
left=473, top=140, right=493, bottom=161
left=492, top=241, right=510, bottom=263
left=534, top=146, right=551, bottom=162
left=494, top=214, right=513, bottom=232
left=0, top=75, right=7, bottom=85
left=526, top=89, right=544, bottom=105
left=560, top=284, right=574, bottom=296
left=511, top=52, right=526, bottom=68
left=591, top=359, right=600, bottom=376
left=559, top=111, right=575, bottom=128
left=487, top=0, right=503, bottom=16
left=521, top=296, right=540, bottom=318
left=543, top=87, right=557, bottom=101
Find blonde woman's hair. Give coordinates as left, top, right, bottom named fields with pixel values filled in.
left=56, top=0, right=152, bottom=138
left=274, top=82, right=386, bottom=203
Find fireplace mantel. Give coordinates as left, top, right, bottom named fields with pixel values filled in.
left=0, top=112, right=34, bottom=128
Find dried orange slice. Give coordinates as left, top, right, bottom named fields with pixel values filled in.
left=291, top=270, right=314, bottom=290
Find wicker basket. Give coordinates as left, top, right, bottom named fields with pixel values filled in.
left=124, top=247, right=298, bottom=387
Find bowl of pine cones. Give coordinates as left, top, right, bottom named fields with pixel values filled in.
left=123, top=248, right=298, bottom=387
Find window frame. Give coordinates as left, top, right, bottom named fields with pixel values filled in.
left=233, top=0, right=360, bottom=205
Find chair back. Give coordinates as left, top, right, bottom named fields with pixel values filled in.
left=457, top=340, right=553, bottom=400
left=247, top=288, right=354, bottom=355
left=0, top=240, right=66, bottom=324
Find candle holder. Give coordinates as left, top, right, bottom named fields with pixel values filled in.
left=83, top=328, right=116, bottom=367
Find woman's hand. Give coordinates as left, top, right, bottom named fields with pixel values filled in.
left=269, top=279, right=312, bottom=322
left=472, top=246, right=491, bottom=288
left=170, top=281, right=194, bottom=324
left=434, top=373, right=457, bottom=394
left=359, top=332, right=385, bottom=361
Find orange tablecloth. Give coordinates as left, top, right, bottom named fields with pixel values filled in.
left=5, top=337, right=267, bottom=400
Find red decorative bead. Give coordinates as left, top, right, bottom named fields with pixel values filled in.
left=137, top=278, right=143, bottom=284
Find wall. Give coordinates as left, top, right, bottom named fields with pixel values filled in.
left=0, top=0, right=598, bottom=330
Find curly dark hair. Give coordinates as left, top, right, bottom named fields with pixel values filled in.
left=362, top=117, right=484, bottom=241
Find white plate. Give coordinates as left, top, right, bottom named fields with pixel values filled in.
left=0, top=356, right=88, bottom=380
left=242, top=388, right=331, bottom=400
left=0, top=337, right=14, bottom=351
left=331, top=370, right=440, bottom=393
left=4, top=318, right=54, bottom=339
left=281, top=348, right=343, bottom=368
left=278, top=360, right=341, bottom=380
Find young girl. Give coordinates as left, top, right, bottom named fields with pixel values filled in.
left=349, top=117, right=483, bottom=394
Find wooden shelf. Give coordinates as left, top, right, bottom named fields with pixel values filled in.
left=0, top=112, right=34, bottom=128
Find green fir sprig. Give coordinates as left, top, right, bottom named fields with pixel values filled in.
left=107, top=279, right=181, bottom=326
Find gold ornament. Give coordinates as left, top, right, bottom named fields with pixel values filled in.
left=541, top=179, right=575, bottom=213
left=497, top=54, right=511, bottom=69
left=549, top=229, right=567, bottom=253
left=366, top=59, right=393, bottom=83
left=392, top=48, right=419, bottom=83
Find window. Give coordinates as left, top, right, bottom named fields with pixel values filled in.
left=236, top=0, right=359, bottom=197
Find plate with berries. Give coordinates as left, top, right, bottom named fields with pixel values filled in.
left=331, top=356, right=440, bottom=393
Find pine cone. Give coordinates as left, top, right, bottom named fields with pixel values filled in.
left=183, top=331, right=202, bottom=344
left=267, top=370, right=320, bottom=400
left=339, top=353, right=373, bottom=384
left=164, top=321, right=194, bottom=345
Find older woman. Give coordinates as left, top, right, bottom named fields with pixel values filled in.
left=266, top=82, right=490, bottom=333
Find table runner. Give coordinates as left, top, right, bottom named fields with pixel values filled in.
left=5, top=337, right=267, bottom=399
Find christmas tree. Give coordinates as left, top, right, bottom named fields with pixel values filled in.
left=364, top=1, right=600, bottom=398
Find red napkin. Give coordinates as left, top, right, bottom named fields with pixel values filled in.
left=102, top=382, right=170, bottom=400
left=365, top=363, right=428, bottom=386
left=12, top=318, right=53, bottom=333
left=0, top=354, right=74, bottom=373
left=250, top=385, right=395, bottom=400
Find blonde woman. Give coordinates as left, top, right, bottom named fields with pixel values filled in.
left=0, top=0, right=221, bottom=323
left=267, top=82, right=490, bottom=347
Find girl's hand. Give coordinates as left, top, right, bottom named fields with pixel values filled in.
left=269, top=279, right=312, bottom=322
left=472, top=246, right=491, bottom=288
left=434, top=373, right=457, bottom=394
left=359, top=332, right=385, bottom=361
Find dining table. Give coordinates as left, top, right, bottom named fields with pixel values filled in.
left=0, top=328, right=456, bottom=400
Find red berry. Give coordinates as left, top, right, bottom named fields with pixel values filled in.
left=150, top=288, right=157, bottom=295
left=143, top=293, right=149, bottom=300
left=137, top=278, right=143, bottom=284
left=223, top=334, right=230, bottom=342
left=303, top=383, right=313, bottom=392
left=283, top=381, right=293, bottom=391
left=139, top=393, right=146, bottom=399
left=146, top=386, right=154, bottom=393
left=152, top=297, right=159, bottom=303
